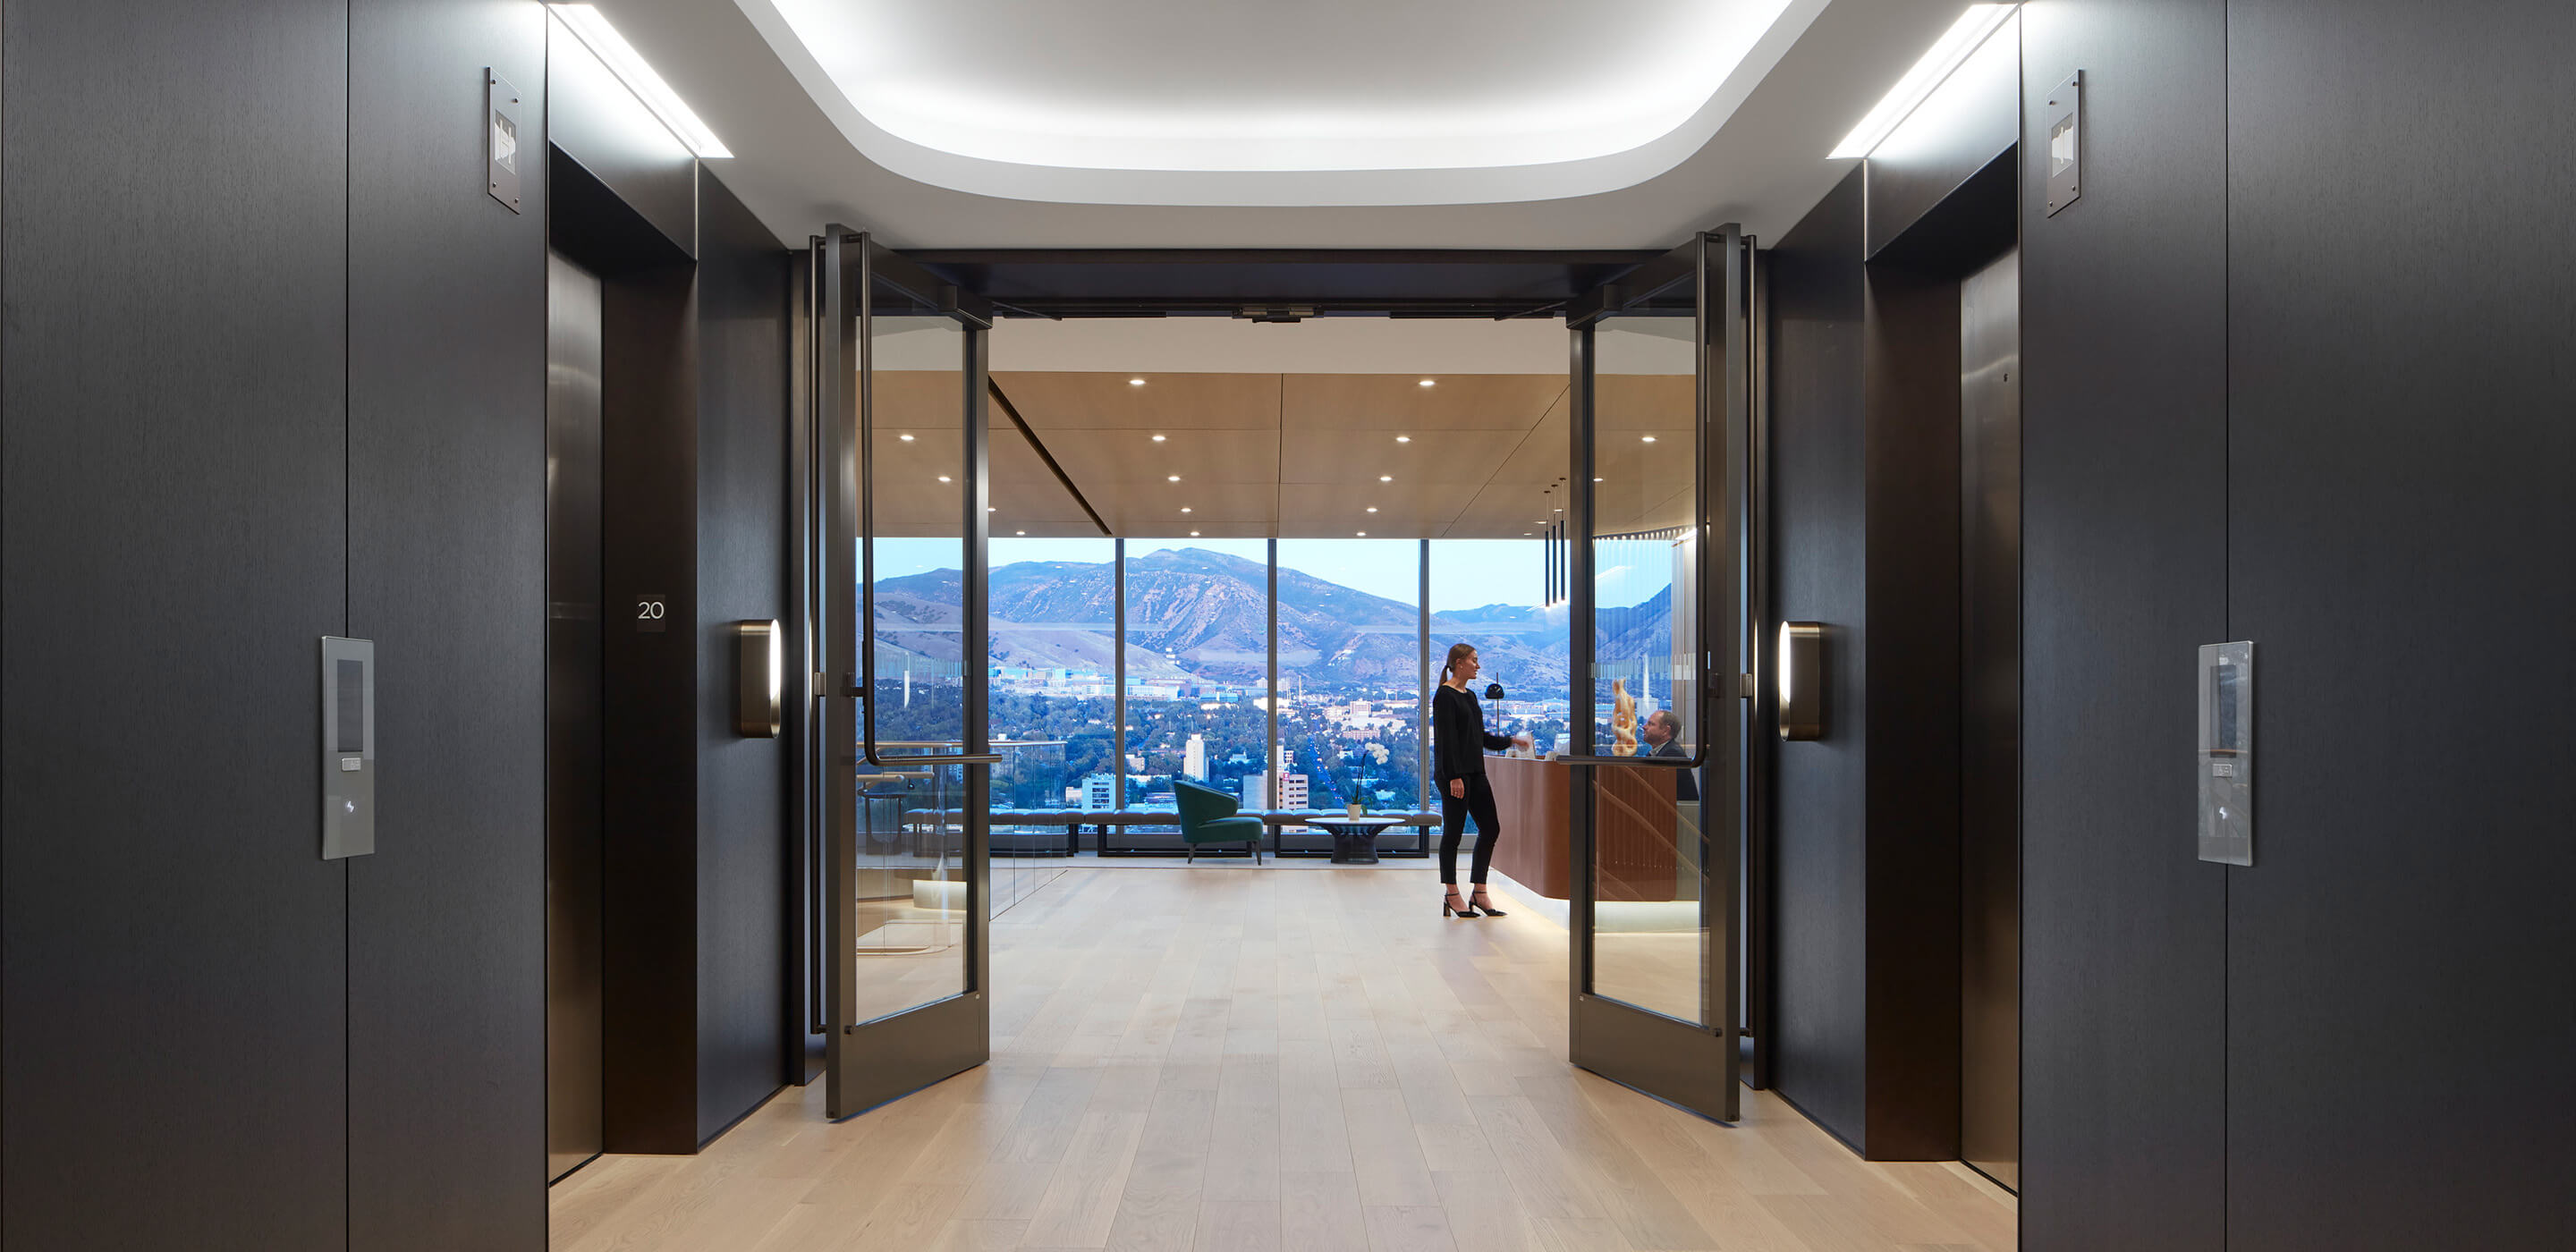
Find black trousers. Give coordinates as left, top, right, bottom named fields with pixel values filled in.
left=1437, top=773, right=1502, bottom=885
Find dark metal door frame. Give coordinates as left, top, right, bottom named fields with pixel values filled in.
left=1563, top=228, right=1755, bottom=1123
left=820, top=228, right=996, bottom=1119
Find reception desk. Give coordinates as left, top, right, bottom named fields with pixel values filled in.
left=1483, top=755, right=1689, bottom=901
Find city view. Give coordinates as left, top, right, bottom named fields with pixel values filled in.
left=864, top=538, right=1644, bottom=817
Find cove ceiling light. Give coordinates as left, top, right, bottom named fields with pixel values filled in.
left=551, top=4, right=733, bottom=158
left=1828, top=4, right=2016, bottom=160
left=733, top=0, right=1834, bottom=205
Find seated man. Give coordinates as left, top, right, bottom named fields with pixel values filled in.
left=1639, top=708, right=1700, bottom=802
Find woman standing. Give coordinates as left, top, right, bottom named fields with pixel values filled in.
left=1432, top=642, right=1530, bottom=918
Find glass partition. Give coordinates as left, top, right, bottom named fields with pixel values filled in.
left=986, top=533, right=1108, bottom=911
left=849, top=275, right=970, bottom=1028
left=1584, top=307, right=1707, bottom=1026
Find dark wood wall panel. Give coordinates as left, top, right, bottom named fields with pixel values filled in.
left=2223, top=2, right=2576, bottom=1247
left=1764, top=170, right=1871, bottom=1146
left=599, top=252, right=706, bottom=1154
left=2015, top=4, right=2229, bottom=1247
left=692, top=171, right=792, bottom=1138
left=345, top=2, right=549, bottom=1248
left=1858, top=265, right=1962, bottom=1162
left=0, top=1, right=352, bottom=1248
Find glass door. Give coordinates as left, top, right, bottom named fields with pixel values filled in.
left=820, top=229, right=997, bottom=1118
left=1562, top=229, right=1751, bottom=1121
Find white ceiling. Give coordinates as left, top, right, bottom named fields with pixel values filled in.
left=590, top=0, right=1974, bottom=249
left=736, top=0, right=1818, bottom=204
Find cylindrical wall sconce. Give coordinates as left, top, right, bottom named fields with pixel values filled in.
left=736, top=619, right=782, bottom=738
left=1777, top=621, right=1826, bottom=740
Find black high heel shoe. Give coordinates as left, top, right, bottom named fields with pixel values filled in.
left=1444, top=890, right=1478, bottom=918
left=1468, top=888, right=1506, bottom=918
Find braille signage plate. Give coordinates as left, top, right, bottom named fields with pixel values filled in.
left=487, top=70, right=522, bottom=214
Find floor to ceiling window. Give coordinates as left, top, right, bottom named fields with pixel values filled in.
left=1428, top=537, right=1571, bottom=756
left=1122, top=538, right=1272, bottom=841
left=1274, top=538, right=1426, bottom=814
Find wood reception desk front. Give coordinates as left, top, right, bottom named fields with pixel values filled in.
left=1483, top=755, right=1687, bottom=901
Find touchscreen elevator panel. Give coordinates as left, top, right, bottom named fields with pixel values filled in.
left=2197, top=641, right=2252, bottom=866
left=322, top=637, right=375, bottom=859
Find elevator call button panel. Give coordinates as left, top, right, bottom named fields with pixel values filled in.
left=2197, top=640, right=2252, bottom=866
left=322, top=637, right=376, bottom=859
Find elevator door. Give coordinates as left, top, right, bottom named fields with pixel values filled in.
left=1959, top=246, right=2020, bottom=1190
left=545, top=250, right=605, bottom=1181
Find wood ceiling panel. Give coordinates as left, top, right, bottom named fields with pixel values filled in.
left=1039, top=427, right=1277, bottom=487
left=1273, top=481, right=1480, bottom=538
left=1446, top=483, right=1563, bottom=538
left=1486, top=387, right=1571, bottom=486
left=869, top=369, right=968, bottom=436
left=1277, top=427, right=1518, bottom=486
left=1591, top=374, right=1696, bottom=430
left=1115, top=521, right=1272, bottom=541
left=1097, top=489, right=1275, bottom=533
left=1280, top=374, right=1564, bottom=432
left=993, top=371, right=1281, bottom=430
left=1595, top=484, right=1697, bottom=537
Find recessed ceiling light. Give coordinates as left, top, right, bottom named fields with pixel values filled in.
left=1378, top=475, right=1393, bottom=482
left=1016, top=529, right=1026, bottom=535
left=1641, top=436, right=1657, bottom=443
left=1419, top=379, right=1436, bottom=387
left=1151, top=434, right=1167, bottom=442
left=1129, top=377, right=1147, bottom=386
left=1828, top=4, right=2018, bottom=160
left=1523, top=531, right=1533, bottom=536
left=937, top=475, right=952, bottom=483
left=1367, top=507, right=1378, bottom=513
left=899, top=433, right=915, bottom=442
left=987, top=506, right=997, bottom=512
left=1595, top=477, right=1605, bottom=482
left=1394, top=436, right=1411, bottom=443
left=1167, top=475, right=1181, bottom=482
left=1181, top=507, right=1192, bottom=513
left=1356, top=531, right=1368, bottom=537
left=1190, top=530, right=1200, bottom=537
left=548, top=4, right=733, bottom=158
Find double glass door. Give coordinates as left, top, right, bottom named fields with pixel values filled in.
left=819, top=231, right=997, bottom=1118
left=1562, top=230, right=1752, bottom=1121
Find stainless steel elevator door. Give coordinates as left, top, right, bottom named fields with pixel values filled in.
left=1960, top=246, right=2021, bottom=1191
left=546, top=250, right=606, bottom=1182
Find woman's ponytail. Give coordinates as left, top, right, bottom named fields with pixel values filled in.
left=1440, top=641, right=1476, bottom=682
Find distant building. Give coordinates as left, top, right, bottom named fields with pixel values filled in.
left=1239, top=773, right=1267, bottom=809
left=1182, top=733, right=1207, bottom=781
left=1275, top=772, right=1309, bottom=810
left=1080, top=774, right=1117, bottom=811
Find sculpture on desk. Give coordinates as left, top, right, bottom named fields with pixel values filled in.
left=1611, top=678, right=1638, bottom=756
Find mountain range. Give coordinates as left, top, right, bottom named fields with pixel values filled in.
left=875, top=546, right=1674, bottom=695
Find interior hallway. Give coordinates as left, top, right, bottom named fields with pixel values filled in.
left=549, top=868, right=2013, bottom=1251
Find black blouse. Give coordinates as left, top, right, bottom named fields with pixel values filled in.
left=1432, top=684, right=1513, bottom=782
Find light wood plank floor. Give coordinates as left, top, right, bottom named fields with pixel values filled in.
left=550, top=867, right=2015, bottom=1252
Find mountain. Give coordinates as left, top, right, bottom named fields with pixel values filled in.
left=867, top=546, right=1663, bottom=695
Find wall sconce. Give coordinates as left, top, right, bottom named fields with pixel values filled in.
left=736, top=620, right=782, bottom=738
left=1777, top=621, right=1826, bottom=740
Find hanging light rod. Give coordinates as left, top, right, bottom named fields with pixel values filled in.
left=1828, top=4, right=2016, bottom=160
left=550, top=4, right=733, bottom=158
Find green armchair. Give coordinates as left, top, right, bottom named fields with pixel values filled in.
left=1174, top=780, right=1265, bottom=864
